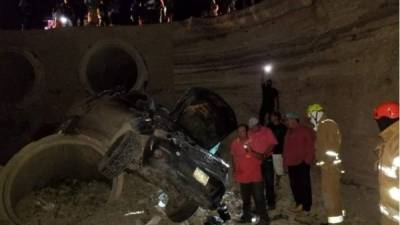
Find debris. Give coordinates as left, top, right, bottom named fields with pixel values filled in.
left=16, top=179, right=109, bottom=225
left=124, top=210, right=145, bottom=216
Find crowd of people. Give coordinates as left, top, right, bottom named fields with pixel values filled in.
left=17, top=0, right=262, bottom=30
left=230, top=111, right=316, bottom=225
left=229, top=78, right=399, bottom=225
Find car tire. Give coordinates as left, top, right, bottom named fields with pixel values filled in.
left=98, top=122, right=144, bottom=179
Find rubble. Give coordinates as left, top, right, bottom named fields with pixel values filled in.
left=11, top=168, right=378, bottom=225
left=16, top=179, right=109, bottom=225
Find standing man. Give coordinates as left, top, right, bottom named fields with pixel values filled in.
left=307, top=104, right=345, bottom=224
left=283, top=112, right=315, bottom=212
left=60, top=0, right=76, bottom=25
left=230, top=121, right=276, bottom=225
left=248, top=117, right=277, bottom=211
left=373, top=101, right=399, bottom=225
left=259, top=79, right=279, bottom=125
left=267, top=112, right=287, bottom=187
left=18, top=0, right=33, bottom=30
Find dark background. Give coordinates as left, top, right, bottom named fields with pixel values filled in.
left=0, top=0, right=260, bottom=30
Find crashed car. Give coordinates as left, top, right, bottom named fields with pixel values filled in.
left=98, top=87, right=237, bottom=222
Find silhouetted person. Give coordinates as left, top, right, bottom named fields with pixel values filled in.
left=18, top=0, right=33, bottom=30
left=85, top=0, right=99, bottom=25
left=97, top=0, right=109, bottom=26
left=108, top=0, right=120, bottom=26
left=266, top=112, right=287, bottom=187
left=60, top=0, right=76, bottom=25
left=74, top=0, right=87, bottom=26
left=165, top=0, right=174, bottom=22
left=210, top=0, right=219, bottom=17
left=259, top=79, right=279, bottom=125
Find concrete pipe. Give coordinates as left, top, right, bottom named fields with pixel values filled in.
left=79, top=40, right=148, bottom=95
left=0, top=48, right=45, bottom=165
left=0, top=49, right=43, bottom=104
left=0, top=97, right=139, bottom=224
left=0, top=134, right=124, bottom=225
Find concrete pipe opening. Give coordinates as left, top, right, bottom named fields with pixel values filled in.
left=80, top=41, right=148, bottom=94
left=0, top=134, right=123, bottom=225
left=0, top=51, right=37, bottom=103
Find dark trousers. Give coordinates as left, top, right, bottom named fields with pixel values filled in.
left=288, top=162, right=312, bottom=211
left=259, top=105, right=273, bottom=125
left=240, top=182, right=269, bottom=223
left=261, top=157, right=275, bottom=207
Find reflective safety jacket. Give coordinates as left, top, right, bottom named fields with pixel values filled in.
left=377, top=121, right=399, bottom=225
left=315, top=117, right=344, bottom=224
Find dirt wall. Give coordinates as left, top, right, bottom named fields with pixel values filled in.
left=173, top=0, right=399, bottom=188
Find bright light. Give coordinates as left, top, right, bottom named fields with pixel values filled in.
left=379, top=164, right=397, bottom=178
left=380, top=204, right=389, bottom=216
left=327, top=215, right=344, bottom=224
left=326, top=150, right=338, bottom=157
left=124, top=210, right=145, bottom=216
left=251, top=215, right=260, bottom=224
left=333, top=159, right=342, bottom=165
left=263, top=64, right=273, bottom=74
left=158, top=200, right=166, bottom=208
left=60, top=16, right=68, bottom=24
left=316, top=161, right=325, bottom=166
left=389, top=187, right=400, bottom=201
left=393, top=156, right=400, bottom=167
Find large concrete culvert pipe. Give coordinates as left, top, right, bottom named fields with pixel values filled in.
left=0, top=134, right=124, bottom=225
left=0, top=49, right=43, bottom=104
left=0, top=48, right=45, bottom=165
left=0, top=98, right=138, bottom=225
left=79, top=40, right=148, bottom=95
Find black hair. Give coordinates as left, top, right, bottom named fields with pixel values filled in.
left=377, top=117, right=398, bottom=131
left=271, top=111, right=282, bottom=120
left=237, top=123, right=249, bottom=131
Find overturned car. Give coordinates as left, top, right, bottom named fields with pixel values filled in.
left=97, top=87, right=237, bottom=222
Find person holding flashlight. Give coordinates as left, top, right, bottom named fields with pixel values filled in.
left=230, top=119, right=277, bottom=225
left=259, top=77, right=279, bottom=126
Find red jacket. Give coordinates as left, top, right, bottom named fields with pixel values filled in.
left=230, top=126, right=277, bottom=183
left=283, top=124, right=315, bottom=167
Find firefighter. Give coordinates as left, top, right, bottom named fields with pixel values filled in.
left=373, top=101, right=399, bottom=225
left=306, top=104, right=345, bottom=224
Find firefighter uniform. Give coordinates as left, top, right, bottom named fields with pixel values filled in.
left=315, top=117, right=345, bottom=224
left=376, top=121, right=399, bottom=225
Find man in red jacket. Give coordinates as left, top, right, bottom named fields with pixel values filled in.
left=283, top=112, right=315, bottom=212
left=231, top=120, right=277, bottom=225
